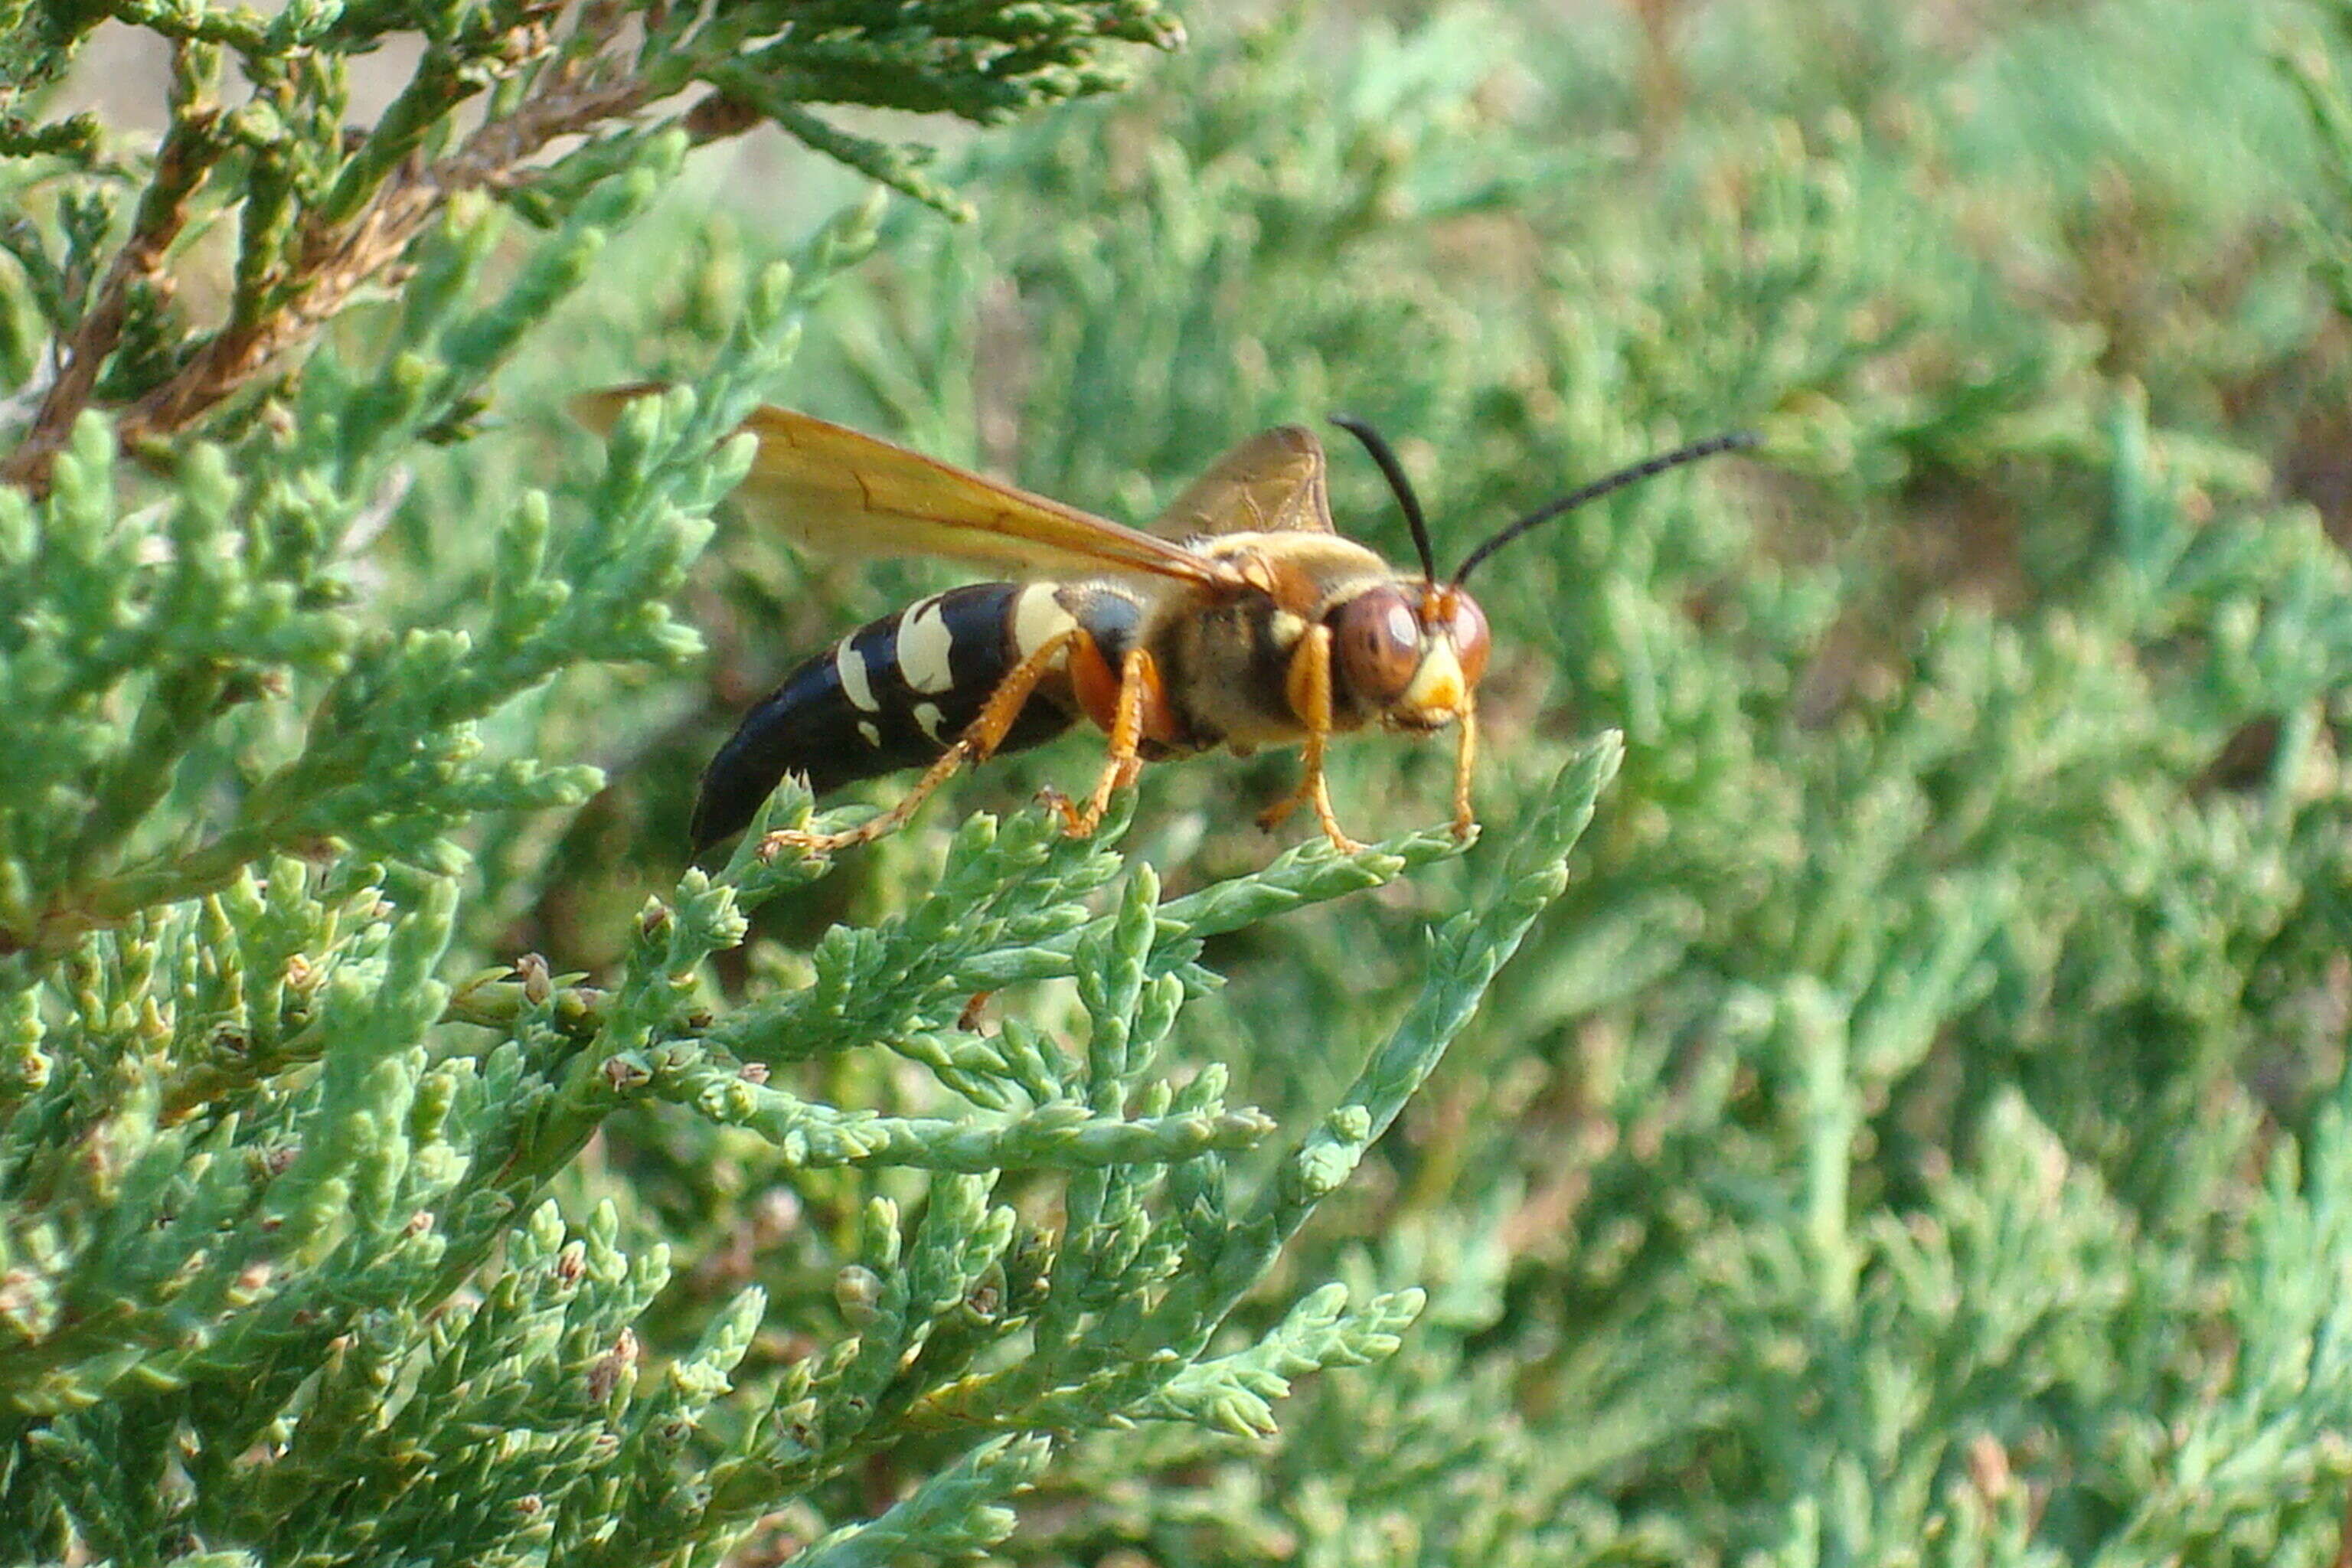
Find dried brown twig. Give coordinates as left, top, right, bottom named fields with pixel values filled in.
left=1, top=23, right=664, bottom=496
left=1, top=0, right=1181, bottom=497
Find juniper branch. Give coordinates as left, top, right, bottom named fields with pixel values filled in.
left=0, top=1, right=1181, bottom=493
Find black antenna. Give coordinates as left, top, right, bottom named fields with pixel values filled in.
left=1451, top=431, right=1760, bottom=586
left=1329, top=414, right=1439, bottom=583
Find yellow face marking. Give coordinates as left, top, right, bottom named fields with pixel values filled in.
left=858, top=720, right=883, bottom=747
left=913, top=701, right=947, bottom=742
left=1400, top=640, right=1466, bottom=719
left=898, top=599, right=957, bottom=694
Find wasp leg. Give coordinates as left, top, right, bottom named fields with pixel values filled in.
left=763, top=629, right=1083, bottom=858
left=1040, top=645, right=1155, bottom=838
left=1450, top=694, right=1478, bottom=841
left=1257, top=624, right=1365, bottom=855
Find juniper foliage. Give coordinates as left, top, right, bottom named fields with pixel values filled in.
left=8, top=0, right=2352, bottom=1566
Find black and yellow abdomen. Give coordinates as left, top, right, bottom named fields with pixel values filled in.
left=690, top=581, right=1141, bottom=849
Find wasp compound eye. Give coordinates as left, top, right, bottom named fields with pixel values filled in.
left=1331, top=584, right=1424, bottom=705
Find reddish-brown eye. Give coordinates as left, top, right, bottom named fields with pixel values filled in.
left=1331, top=586, right=1423, bottom=704
left=1445, top=590, right=1491, bottom=687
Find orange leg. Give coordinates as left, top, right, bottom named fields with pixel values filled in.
left=1256, top=625, right=1365, bottom=855
left=1449, top=694, right=1478, bottom=841
left=763, top=629, right=1083, bottom=858
left=1040, top=645, right=1154, bottom=838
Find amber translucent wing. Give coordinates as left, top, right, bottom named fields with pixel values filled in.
left=1148, top=426, right=1332, bottom=540
left=573, top=388, right=1241, bottom=588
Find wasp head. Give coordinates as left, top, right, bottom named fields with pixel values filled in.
left=1326, top=580, right=1490, bottom=732
left=1325, top=414, right=1756, bottom=733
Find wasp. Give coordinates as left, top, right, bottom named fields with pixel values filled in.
left=576, top=387, right=1754, bottom=857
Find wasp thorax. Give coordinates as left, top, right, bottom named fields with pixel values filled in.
left=1331, top=585, right=1426, bottom=706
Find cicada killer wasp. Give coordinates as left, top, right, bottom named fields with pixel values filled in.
left=574, top=387, right=1755, bottom=856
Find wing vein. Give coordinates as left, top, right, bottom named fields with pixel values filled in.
left=573, top=387, right=1245, bottom=589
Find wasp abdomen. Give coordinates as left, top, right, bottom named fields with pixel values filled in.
left=691, top=582, right=1140, bottom=849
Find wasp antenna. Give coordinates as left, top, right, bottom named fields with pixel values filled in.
left=1330, top=414, right=1439, bottom=583
left=1451, top=430, right=1760, bottom=586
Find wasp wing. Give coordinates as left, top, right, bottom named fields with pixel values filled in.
left=574, top=388, right=1241, bottom=588
left=1149, top=426, right=1333, bottom=539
